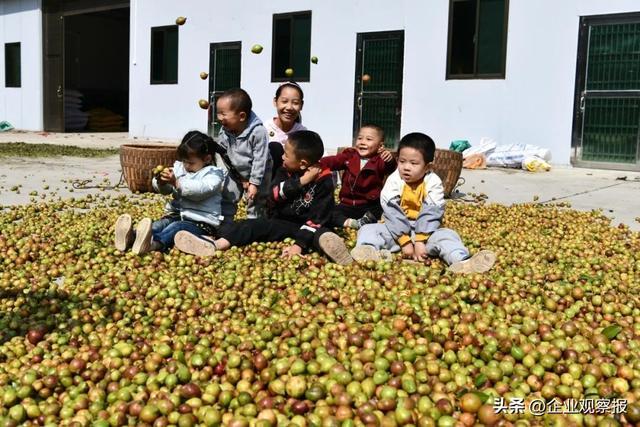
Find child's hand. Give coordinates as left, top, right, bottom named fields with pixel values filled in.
left=281, top=244, right=303, bottom=258
left=246, top=183, right=258, bottom=201
left=413, top=241, right=428, bottom=262
left=159, top=168, right=176, bottom=186
left=401, top=243, right=415, bottom=259
left=378, top=147, right=394, bottom=163
left=300, top=165, right=322, bottom=185
left=241, top=181, right=250, bottom=190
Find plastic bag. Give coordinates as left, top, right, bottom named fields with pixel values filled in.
left=486, top=144, right=552, bottom=168
left=462, top=137, right=497, bottom=158
left=463, top=153, right=487, bottom=169
left=522, top=156, right=551, bottom=172
left=449, top=140, right=471, bottom=153
left=0, top=121, right=14, bottom=132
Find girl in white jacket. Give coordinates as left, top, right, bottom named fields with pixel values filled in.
left=114, top=131, right=227, bottom=255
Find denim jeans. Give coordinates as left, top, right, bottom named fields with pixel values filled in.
left=152, top=217, right=214, bottom=249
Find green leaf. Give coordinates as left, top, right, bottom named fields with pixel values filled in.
left=602, top=324, right=622, bottom=340
left=474, top=373, right=488, bottom=388
left=473, top=391, right=490, bottom=403
left=301, top=287, right=311, bottom=297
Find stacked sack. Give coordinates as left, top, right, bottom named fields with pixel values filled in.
left=87, top=108, right=125, bottom=132
left=461, top=138, right=551, bottom=172
left=64, top=90, right=89, bottom=131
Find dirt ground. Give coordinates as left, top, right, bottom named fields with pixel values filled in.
left=1, top=131, right=639, bottom=231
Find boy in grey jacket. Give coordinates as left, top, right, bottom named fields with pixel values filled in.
left=114, top=131, right=226, bottom=255
left=215, top=88, right=272, bottom=220
left=351, top=132, right=496, bottom=274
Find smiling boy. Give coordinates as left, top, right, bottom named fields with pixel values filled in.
left=320, top=124, right=396, bottom=229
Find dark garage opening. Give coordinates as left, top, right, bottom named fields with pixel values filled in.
left=64, top=8, right=129, bottom=132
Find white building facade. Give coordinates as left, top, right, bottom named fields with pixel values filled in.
left=2, top=0, right=640, bottom=169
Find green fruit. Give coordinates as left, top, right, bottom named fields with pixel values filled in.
left=311, top=56, right=318, bottom=64
left=251, top=44, right=263, bottom=54
left=285, top=68, right=294, bottom=77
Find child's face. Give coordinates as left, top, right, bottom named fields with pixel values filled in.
left=282, top=140, right=306, bottom=172
left=355, top=127, right=384, bottom=158
left=216, top=97, right=247, bottom=134
left=182, top=153, right=211, bottom=173
left=274, top=87, right=303, bottom=126
left=397, top=147, right=430, bottom=185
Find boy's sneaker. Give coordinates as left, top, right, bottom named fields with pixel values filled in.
left=356, top=211, right=378, bottom=228
left=448, top=250, right=496, bottom=274
left=318, top=232, right=353, bottom=265
left=351, top=245, right=393, bottom=263
left=114, top=214, right=134, bottom=252
left=174, top=231, right=218, bottom=257
left=131, top=218, right=153, bottom=255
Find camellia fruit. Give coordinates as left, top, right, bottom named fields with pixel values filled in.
left=251, top=44, right=263, bottom=54
left=198, top=99, right=210, bottom=110
left=285, top=68, right=294, bottom=77
left=311, top=56, right=318, bottom=64
left=199, top=72, right=208, bottom=80
left=362, top=74, right=371, bottom=83
left=175, top=16, right=187, bottom=25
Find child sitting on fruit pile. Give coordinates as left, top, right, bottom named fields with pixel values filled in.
left=174, top=130, right=354, bottom=265
left=320, top=124, right=396, bottom=229
left=114, top=131, right=226, bottom=255
left=351, top=132, right=496, bottom=274
left=215, top=88, right=271, bottom=220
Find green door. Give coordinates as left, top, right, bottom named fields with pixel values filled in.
left=353, top=31, right=404, bottom=149
left=208, top=42, right=241, bottom=136
left=573, top=14, right=640, bottom=170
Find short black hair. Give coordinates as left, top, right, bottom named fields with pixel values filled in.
left=360, top=124, right=385, bottom=141
left=219, top=88, right=252, bottom=116
left=398, top=132, right=436, bottom=163
left=287, top=130, right=324, bottom=164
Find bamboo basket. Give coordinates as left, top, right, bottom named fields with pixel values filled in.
left=432, top=148, right=463, bottom=197
left=120, top=144, right=178, bottom=193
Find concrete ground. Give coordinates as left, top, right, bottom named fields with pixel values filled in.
left=1, top=131, right=639, bottom=231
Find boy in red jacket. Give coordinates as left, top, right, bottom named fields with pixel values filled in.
left=320, top=124, right=397, bottom=229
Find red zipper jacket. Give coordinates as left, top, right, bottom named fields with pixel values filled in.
left=320, top=148, right=397, bottom=207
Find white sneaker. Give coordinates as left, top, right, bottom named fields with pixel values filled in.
left=351, top=246, right=393, bottom=263
left=114, top=214, right=133, bottom=252
left=448, top=250, right=496, bottom=274
left=131, top=218, right=153, bottom=255
left=174, top=231, right=218, bottom=257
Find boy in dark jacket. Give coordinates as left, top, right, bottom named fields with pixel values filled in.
left=320, top=124, right=396, bottom=229
left=174, top=130, right=353, bottom=265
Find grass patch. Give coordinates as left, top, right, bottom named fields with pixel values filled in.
left=0, top=142, right=118, bottom=158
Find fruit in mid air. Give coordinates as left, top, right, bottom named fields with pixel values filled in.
left=362, top=74, right=371, bottom=83
left=285, top=68, right=294, bottom=77
left=251, top=44, right=263, bottom=54
left=198, top=99, right=210, bottom=110
left=199, top=72, right=208, bottom=80
left=311, top=56, right=318, bottom=64
left=175, top=17, right=187, bottom=25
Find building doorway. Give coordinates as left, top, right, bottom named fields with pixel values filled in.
left=572, top=12, right=640, bottom=171
left=43, top=0, right=129, bottom=133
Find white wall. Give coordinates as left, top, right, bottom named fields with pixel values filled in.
left=0, top=0, right=42, bottom=131
left=128, top=0, right=640, bottom=164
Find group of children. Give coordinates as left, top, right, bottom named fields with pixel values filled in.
left=114, top=83, right=496, bottom=274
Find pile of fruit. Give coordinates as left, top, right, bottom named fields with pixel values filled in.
left=0, top=194, right=639, bottom=426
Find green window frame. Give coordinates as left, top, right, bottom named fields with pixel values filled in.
left=5, top=42, right=21, bottom=88
left=150, top=25, right=178, bottom=84
left=446, top=0, right=509, bottom=79
left=271, top=11, right=312, bottom=82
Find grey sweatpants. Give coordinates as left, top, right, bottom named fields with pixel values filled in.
left=356, top=223, right=469, bottom=266
left=216, top=154, right=271, bottom=221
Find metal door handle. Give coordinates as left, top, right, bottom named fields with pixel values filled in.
left=579, top=93, right=586, bottom=112
left=57, top=85, right=63, bottom=99
left=357, top=94, right=363, bottom=110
